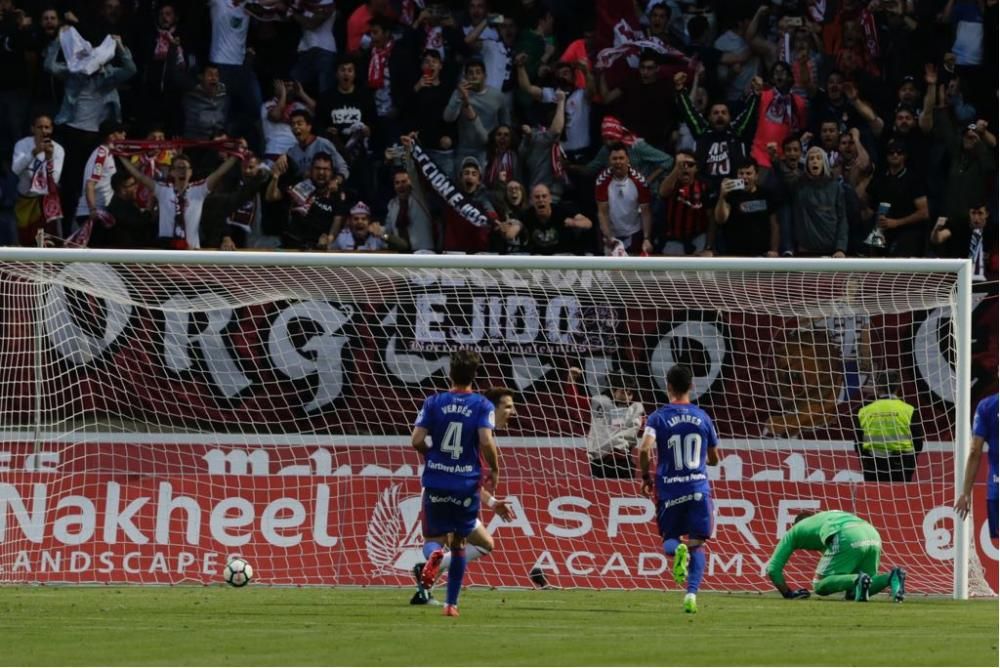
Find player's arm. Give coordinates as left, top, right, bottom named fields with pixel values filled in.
left=954, top=435, right=985, bottom=518
left=765, top=532, right=800, bottom=596
left=480, top=488, right=514, bottom=521
left=707, top=445, right=719, bottom=466
left=479, top=427, right=500, bottom=492
left=638, top=426, right=656, bottom=497
left=410, top=426, right=429, bottom=454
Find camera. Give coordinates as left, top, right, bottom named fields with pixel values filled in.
left=730, top=178, right=746, bottom=191
left=487, top=13, right=504, bottom=25
left=786, top=16, right=803, bottom=27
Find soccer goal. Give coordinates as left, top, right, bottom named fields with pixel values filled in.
left=0, top=249, right=989, bottom=598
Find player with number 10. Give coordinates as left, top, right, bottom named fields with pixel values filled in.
left=410, top=351, right=500, bottom=617
left=638, top=365, right=720, bottom=614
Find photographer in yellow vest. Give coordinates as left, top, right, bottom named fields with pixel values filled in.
left=855, top=371, right=924, bottom=482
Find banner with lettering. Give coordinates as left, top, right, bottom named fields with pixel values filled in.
left=408, top=140, right=492, bottom=228
left=0, top=441, right=993, bottom=593
left=0, top=264, right=994, bottom=440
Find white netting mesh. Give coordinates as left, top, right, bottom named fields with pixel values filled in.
left=0, top=255, right=988, bottom=596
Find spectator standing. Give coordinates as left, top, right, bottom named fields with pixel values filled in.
left=444, top=58, right=510, bottom=177
left=714, top=161, right=779, bottom=257
left=863, top=139, right=929, bottom=257
left=516, top=57, right=593, bottom=162
left=0, top=2, right=33, bottom=162
left=405, top=49, right=457, bottom=177
left=855, top=371, right=924, bottom=482
left=521, top=183, right=593, bottom=255
left=266, top=152, right=346, bottom=250
left=11, top=114, right=64, bottom=245
left=595, top=143, right=653, bottom=255
left=88, top=171, right=155, bottom=248
left=117, top=151, right=239, bottom=249
left=332, top=200, right=407, bottom=251
left=674, top=71, right=759, bottom=193
left=752, top=61, right=808, bottom=170
left=599, top=50, right=676, bottom=150
left=46, top=32, right=135, bottom=227
left=385, top=167, right=434, bottom=253
left=930, top=204, right=994, bottom=283
left=286, top=110, right=350, bottom=182
left=74, top=120, right=125, bottom=230
left=781, top=146, right=848, bottom=257
left=261, top=80, right=313, bottom=162
left=580, top=117, right=674, bottom=195
left=291, top=0, right=337, bottom=96
left=518, top=88, right=567, bottom=202
left=181, top=64, right=230, bottom=140
left=658, top=149, right=712, bottom=256
left=207, top=0, right=262, bottom=151
left=462, top=0, right=511, bottom=96
left=316, top=55, right=376, bottom=165
left=441, top=155, right=496, bottom=253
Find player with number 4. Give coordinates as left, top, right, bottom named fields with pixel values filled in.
left=410, top=350, right=500, bottom=617
left=638, top=365, right=720, bottom=614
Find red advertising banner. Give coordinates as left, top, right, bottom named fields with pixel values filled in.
left=1, top=442, right=994, bottom=594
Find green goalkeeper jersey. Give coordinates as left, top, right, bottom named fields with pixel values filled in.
left=765, top=511, right=877, bottom=588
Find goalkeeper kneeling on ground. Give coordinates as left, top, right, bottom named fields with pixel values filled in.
left=765, top=510, right=907, bottom=603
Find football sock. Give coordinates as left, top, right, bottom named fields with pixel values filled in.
left=687, top=545, right=705, bottom=594
left=814, top=574, right=857, bottom=596
left=423, top=541, right=443, bottom=560
left=445, top=548, right=466, bottom=606
left=662, top=538, right=680, bottom=556
left=439, top=543, right=489, bottom=571
left=869, top=572, right=892, bottom=595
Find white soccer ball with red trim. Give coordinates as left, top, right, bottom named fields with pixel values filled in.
left=223, top=558, right=254, bottom=587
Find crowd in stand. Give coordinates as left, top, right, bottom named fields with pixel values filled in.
left=0, top=0, right=995, bottom=272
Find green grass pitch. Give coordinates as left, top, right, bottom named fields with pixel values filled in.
left=0, top=587, right=996, bottom=666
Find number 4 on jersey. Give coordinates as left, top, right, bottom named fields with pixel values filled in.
left=440, top=421, right=463, bottom=459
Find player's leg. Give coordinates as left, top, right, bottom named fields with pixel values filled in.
left=418, top=488, right=452, bottom=594
left=656, top=500, right=686, bottom=585
left=680, top=495, right=714, bottom=614
left=442, top=492, right=481, bottom=617
left=438, top=520, right=494, bottom=576
left=811, top=533, right=865, bottom=598
left=854, top=529, right=905, bottom=601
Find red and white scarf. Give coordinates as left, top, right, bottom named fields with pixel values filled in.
left=485, top=150, right=516, bottom=186
left=111, top=138, right=249, bottom=163
left=600, top=116, right=638, bottom=146
left=28, top=157, right=63, bottom=225
left=153, top=28, right=185, bottom=65
left=368, top=39, right=394, bottom=90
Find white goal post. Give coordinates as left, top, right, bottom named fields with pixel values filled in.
left=0, top=249, right=987, bottom=599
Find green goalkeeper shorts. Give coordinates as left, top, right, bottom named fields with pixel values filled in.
left=812, top=523, right=883, bottom=583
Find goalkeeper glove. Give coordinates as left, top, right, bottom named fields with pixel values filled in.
left=783, top=588, right=810, bottom=599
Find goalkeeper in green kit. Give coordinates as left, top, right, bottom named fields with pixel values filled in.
left=765, top=510, right=907, bottom=602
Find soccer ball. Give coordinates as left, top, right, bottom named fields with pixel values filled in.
left=223, top=558, right=254, bottom=587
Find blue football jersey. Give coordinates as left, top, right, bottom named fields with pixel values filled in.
left=645, top=403, right=718, bottom=500
left=415, top=391, right=495, bottom=493
left=972, top=393, right=999, bottom=501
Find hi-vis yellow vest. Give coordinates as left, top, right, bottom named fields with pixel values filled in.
left=858, top=398, right=915, bottom=454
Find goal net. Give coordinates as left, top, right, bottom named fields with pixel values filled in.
left=0, top=250, right=990, bottom=597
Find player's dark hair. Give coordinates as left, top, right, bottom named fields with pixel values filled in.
left=666, top=365, right=693, bottom=396
left=793, top=511, right=817, bottom=525
left=449, top=350, right=481, bottom=386
left=484, top=386, right=516, bottom=405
